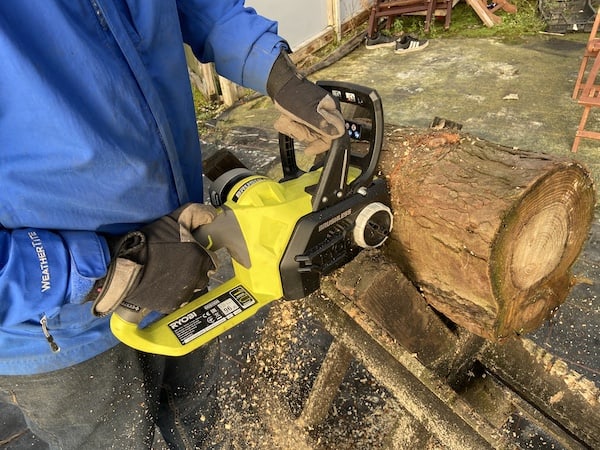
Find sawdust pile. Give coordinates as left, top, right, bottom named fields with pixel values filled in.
left=213, top=300, right=441, bottom=449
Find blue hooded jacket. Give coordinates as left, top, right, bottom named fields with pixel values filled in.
left=0, top=0, right=287, bottom=375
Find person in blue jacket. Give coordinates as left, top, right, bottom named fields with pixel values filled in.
left=0, top=1, right=345, bottom=448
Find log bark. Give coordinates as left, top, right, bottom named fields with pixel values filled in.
left=378, top=126, right=596, bottom=341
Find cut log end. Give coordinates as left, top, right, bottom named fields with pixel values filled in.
left=493, top=164, right=596, bottom=337
left=509, top=205, right=568, bottom=291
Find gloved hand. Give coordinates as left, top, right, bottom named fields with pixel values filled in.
left=267, top=51, right=346, bottom=155
left=91, top=203, right=217, bottom=322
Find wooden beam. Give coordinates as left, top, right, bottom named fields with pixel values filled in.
left=465, top=0, right=502, bottom=27
left=306, top=292, right=500, bottom=449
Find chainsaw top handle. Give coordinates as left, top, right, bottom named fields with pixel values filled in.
left=278, top=80, right=384, bottom=211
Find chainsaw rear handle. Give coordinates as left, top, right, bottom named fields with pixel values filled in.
left=193, top=207, right=251, bottom=268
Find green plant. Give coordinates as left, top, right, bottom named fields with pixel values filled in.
left=389, top=0, right=546, bottom=39
left=191, top=85, right=224, bottom=136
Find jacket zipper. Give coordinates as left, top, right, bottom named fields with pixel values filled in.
left=89, top=0, right=109, bottom=31
left=40, top=315, right=60, bottom=353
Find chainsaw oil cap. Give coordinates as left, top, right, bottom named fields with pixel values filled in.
left=353, top=202, right=393, bottom=249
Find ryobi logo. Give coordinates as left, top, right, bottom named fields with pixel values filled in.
left=168, top=311, right=198, bottom=330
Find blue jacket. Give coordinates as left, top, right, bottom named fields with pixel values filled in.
left=0, top=0, right=286, bottom=375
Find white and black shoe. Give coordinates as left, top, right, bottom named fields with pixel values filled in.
left=365, top=33, right=399, bottom=49
left=394, top=35, right=429, bottom=54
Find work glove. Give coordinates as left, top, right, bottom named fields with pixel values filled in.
left=91, top=203, right=217, bottom=321
left=267, top=51, right=346, bottom=155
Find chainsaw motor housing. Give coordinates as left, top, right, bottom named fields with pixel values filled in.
left=279, top=176, right=390, bottom=299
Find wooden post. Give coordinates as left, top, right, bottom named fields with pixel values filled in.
left=218, top=76, right=242, bottom=106
left=199, top=63, right=219, bottom=100
left=296, top=340, right=354, bottom=428
left=327, top=0, right=342, bottom=42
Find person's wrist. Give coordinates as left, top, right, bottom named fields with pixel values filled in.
left=84, top=276, right=106, bottom=304
left=266, top=50, right=297, bottom=99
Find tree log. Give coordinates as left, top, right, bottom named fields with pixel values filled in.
left=378, top=126, right=596, bottom=341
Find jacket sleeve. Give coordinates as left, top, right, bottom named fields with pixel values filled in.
left=176, top=0, right=288, bottom=94
left=0, top=227, right=110, bottom=327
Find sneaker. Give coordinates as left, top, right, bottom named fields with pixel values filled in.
left=394, top=35, right=429, bottom=54
left=365, top=33, right=398, bottom=50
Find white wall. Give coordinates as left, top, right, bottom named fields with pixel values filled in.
left=246, top=0, right=371, bottom=49
left=340, top=0, right=370, bottom=22
left=247, top=0, right=328, bottom=49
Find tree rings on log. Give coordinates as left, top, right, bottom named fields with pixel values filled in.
left=380, top=127, right=596, bottom=341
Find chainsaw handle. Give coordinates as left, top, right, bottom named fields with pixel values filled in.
left=277, top=81, right=384, bottom=211
left=311, top=134, right=351, bottom=211
left=193, top=208, right=251, bottom=268
left=316, top=80, right=384, bottom=194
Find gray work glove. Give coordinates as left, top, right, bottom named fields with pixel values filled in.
left=267, top=51, right=346, bottom=155
left=91, top=203, right=217, bottom=321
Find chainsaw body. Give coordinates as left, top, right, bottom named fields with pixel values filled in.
left=110, top=81, right=392, bottom=356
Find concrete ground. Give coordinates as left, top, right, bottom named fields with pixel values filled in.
left=2, top=34, right=599, bottom=449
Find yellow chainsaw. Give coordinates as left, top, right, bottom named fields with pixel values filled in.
left=110, top=81, right=393, bottom=356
